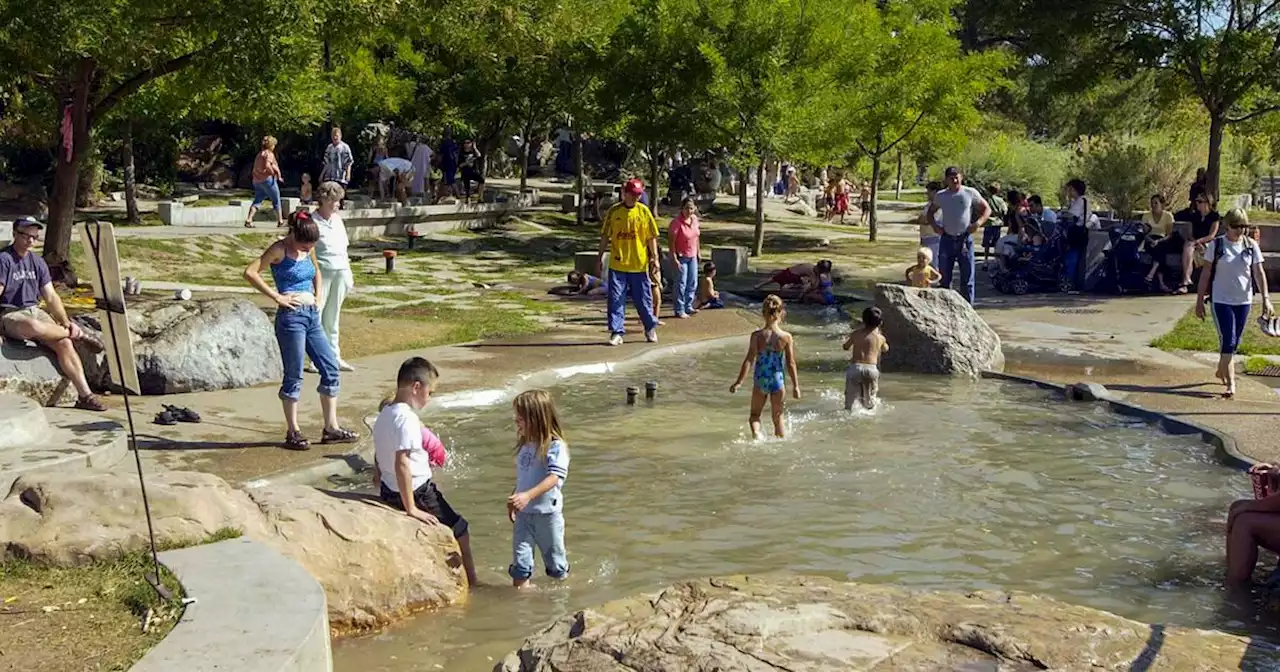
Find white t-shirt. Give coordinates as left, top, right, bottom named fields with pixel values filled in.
left=1067, top=196, right=1100, bottom=229
left=374, top=402, right=431, bottom=492
left=1205, top=237, right=1264, bottom=306
left=312, top=211, right=350, bottom=272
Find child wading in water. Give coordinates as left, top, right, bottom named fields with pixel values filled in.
left=508, top=390, right=570, bottom=588
left=373, top=357, right=478, bottom=585
left=843, top=306, right=889, bottom=410
left=729, top=295, right=800, bottom=439
left=904, top=247, right=943, bottom=288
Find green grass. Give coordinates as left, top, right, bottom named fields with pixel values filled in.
left=367, top=300, right=547, bottom=343
left=1150, top=306, right=1280, bottom=355
left=1244, top=355, right=1276, bottom=374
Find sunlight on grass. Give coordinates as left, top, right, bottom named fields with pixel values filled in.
left=1150, top=306, right=1280, bottom=355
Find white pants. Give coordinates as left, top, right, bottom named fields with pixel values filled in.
left=320, top=269, right=353, bottom=358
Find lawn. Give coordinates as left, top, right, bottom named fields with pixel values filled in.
left=0, top=528, right=238, bottom=672
left=1150, top=306, right=1280, bottom=355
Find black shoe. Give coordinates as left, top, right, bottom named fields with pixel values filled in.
left=163, top=405, right=201, bottom=423
left=154, top=409, right=177, bottom=425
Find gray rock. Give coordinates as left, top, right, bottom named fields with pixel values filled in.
left=0, top=339, right=76, bottom=405
left=1067, top=381, right=1110, bottom=402
left=81, top=297, right=282, bottom=395
left=874, top=284, right=1004, bottom=378
left=497, top=575, right=1280, bottom=671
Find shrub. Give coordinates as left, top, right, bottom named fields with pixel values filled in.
left=929, top=132, right=1071, bottom=203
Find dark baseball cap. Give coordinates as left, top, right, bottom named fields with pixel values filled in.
left=944, top=166, right=961, bottom=177
left=13, top=216, right=43, bottom=230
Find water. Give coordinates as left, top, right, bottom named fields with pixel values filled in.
left=333, top=317, right=1257, bottom=670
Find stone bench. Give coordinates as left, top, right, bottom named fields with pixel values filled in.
left=710, top=246, right=750, bottom=276
left=158, top=198, right=303, bottom=227
left=0, top=338, right=75, bottom=406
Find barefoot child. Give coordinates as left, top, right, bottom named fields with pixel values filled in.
left=904, top=247, right=943, bottom=288
left=729, top=295, right=801, bottom=439
left=566, top=270, right=606, bottom=296
left=696, top=262, right=724, bottom=309
left=373, top=357, right=478, bottom=585
left=507, top=389, right=570, bottom=589
left=843, top=306, right=888, bottom=410
left=300, top=173, right=313, bottom=203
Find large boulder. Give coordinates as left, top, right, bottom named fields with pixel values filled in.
left=0, top=470, right=468, bottom=635
left=874, top=283, right=1004, bottom=378
left=81, top=297, right=282, bottom=394
left=498, top=575, right=1280, bottom=671
left=0, top=338, right=75, bottom=405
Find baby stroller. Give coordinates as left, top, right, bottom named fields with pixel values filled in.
left=1099, top=219, right=1152, bottom=295
left=990, top=218, right=1073, bottom=295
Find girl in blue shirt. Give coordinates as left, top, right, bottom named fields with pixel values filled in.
left=508, top=389, right=571, bottom=588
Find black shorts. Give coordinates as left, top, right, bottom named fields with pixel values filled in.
left=460, top=168, right=484, bottom=185
left=380, top=480, right=469, bottom=539
left=860, top=201, right=871, bottom=211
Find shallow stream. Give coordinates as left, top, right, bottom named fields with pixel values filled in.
left=333, top=317, right=1257, bottom=670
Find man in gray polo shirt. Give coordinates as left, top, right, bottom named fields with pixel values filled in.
left=926, top=166, right=991, bottom=304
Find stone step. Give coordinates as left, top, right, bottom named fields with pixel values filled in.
left=0, top=407, right=129, bottom=494
left=0, top=393, right=50, bottom=449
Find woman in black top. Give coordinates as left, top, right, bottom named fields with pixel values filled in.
left=1169, top=194, right=1220, bottom=292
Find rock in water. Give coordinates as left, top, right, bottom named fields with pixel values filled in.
left=0, top=470, right=468, bottom=635
left=497, top=575, right=1280, bottom=671
left=874, top=283, right=1003, bottom=378
left=80, top=297, right=283, bottom=394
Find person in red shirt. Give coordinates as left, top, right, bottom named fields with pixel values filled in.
left=667, top=197, right=701, bottom=318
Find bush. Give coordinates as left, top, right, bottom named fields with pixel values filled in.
left=1077, top=141, right=1152, bottom=218
left=930, top=132, right=1071, bottom=203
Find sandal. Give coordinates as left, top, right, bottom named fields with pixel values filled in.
left=74, top=394, right=107, bottom=412
left=283, top=430, right=310, bottom=451
left=154, top=409, right=177, bottom=425
left=320, top=427, right=358, bottom=444
left=244, top=221, right=254, bottom=229
left=1174, top=284, right=1189, bottom=295
left=162, top=405, right=201, bottom=423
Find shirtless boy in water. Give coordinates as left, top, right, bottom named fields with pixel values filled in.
left=842, top=306, right=888, bottom=410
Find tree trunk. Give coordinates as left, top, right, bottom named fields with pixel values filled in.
left=1206, top=111, right=1226, bottom=206
left=895, top=151, right=902, bottom=200
left=869, top=153, right=881, bottom=242
left=76, top=146, right=101, bottom=209
left=738, top=162, right=749, bottom=212
left=45, top=60, right=95, bottom=274
left=753, top=158, right=766, bottom=257
left=519, top=135, right=530, bottom=194
left=123, top=122, right=140, bottom=225
left=648, top=147, right=660, bottom=218
left=573, top=130, right=585, bottom=227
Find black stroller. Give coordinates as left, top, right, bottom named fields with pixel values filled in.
left=990, top=217, right=1073, bottom=295
left=1099, top=219, right=1153, bottom=295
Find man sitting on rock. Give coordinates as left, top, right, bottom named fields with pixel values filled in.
left=0, top=217, right=105, bottom=411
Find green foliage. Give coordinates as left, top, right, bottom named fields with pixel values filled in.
left=932, top=132, right=1072, bottom=202
left=1075, top=142, right=1152, bottom=218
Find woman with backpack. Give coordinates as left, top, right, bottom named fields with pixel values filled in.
left=1194, top=208, right=1274, bottom=399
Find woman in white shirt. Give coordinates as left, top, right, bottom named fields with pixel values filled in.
left=1194, top=209, right=1274, bottom=398
left=312, top=181, right=356, bottom=372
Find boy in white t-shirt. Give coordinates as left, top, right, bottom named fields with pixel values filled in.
left=373, top=357, right=477, bottom=585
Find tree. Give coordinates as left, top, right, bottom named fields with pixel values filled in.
left=0, top=0, right=379, bottom=271
left=821, top=0, right=1004, bottom=240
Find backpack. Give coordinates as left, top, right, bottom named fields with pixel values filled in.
left=1206, top=235, right=1259, bottom=298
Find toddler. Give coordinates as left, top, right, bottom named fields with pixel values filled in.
left=842, top=306, right=889, bottom=410
left=905, top=247, right=943, bottom=288
left=507, top=389, right=570, bottom=589
left=696, top=262, right=724, bottom=309
left=300, top=173, right=313, bottom=203
left=729, top=295, right=800, bottom=439
left=373, top=357, right=477, bottom=585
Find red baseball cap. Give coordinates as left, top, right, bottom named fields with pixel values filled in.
left=623, top=178, right=645, bottom=195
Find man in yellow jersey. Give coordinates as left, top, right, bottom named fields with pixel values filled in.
left=597, top=178, right=661, bottom=345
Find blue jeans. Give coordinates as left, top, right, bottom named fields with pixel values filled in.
left=252, top=177, right=282, bottom=212
left=275, top=306, right=340, bottom=401
left=673, top=256, right=698, bottom=316
left=1212, top=302, right=1251, bottom=354
left=938, top=233, right=975, bottom=304
left=509, top=511, right=568, bottom=580
left=608, top=269, right=657, bottom=335
left=1064, top=248, right=1081, bottom=289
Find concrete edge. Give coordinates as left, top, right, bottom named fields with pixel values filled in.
left=243, top=332, right=751, bottom=489
left=1, top=422, right=130, bottom=495
left=982, top=370, right=1255, bottom=471
left=130, top=538, right=332, bottom=672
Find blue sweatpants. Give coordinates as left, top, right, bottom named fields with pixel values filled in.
left=608, top=270, right=658, bottom=335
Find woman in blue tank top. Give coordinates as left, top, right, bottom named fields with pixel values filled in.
left=244, top=211, right=358, bottom=450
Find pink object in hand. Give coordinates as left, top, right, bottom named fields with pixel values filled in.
left=422, top=427, right=448, bottom=467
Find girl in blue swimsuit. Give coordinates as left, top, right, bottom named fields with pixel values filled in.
left=730, top=295, right=801, bottom=439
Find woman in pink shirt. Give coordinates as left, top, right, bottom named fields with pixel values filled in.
left=246, top=135, right=285, bottom=228
left=668, top=197, right=701, bottom=318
